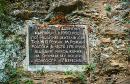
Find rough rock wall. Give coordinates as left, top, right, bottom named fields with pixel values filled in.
left=8, top=0, right=130, bottom=83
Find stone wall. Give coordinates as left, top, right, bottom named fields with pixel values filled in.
left=8, top=0, right=130, bottom=83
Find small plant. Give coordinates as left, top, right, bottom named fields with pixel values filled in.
left=73, top=72, right=87, bottom=84
left=36, top=67, right=46, bottom=76
left=85, top=63, right=96, bottom=73
left=24, top=80, right=34, bottom=84
left=64, top=71, right=87, bottom=83
left=40, top=67, right=46, bottom=75
left=64, top=70, right=73, bottom=75
left=104, top=4, right=112, bottom=12
left=122, top=18, right=130, bottom=24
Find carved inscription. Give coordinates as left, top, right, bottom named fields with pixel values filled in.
left=29, top=25, right=88, bottom=65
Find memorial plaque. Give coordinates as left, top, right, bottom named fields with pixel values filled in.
left=28, top=25, right=89, bottom=65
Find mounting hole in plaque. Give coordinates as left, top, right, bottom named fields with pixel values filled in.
left=28, top=25, right=89, bottom=65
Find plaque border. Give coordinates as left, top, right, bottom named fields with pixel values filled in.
left=23, top=21, right=90, bottom=71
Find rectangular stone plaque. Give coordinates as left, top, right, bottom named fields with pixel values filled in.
left=23, top=22, right=89, bottom=71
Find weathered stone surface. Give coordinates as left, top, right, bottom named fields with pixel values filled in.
left=116, top=77, right=130, bottom=84
left=44, top=0, right=84, bottom=22
left=114, top=2, right=129, bottom=10
left=100, top=38, right=111, bottom=43
left=48, top=0, right=83, bottom=14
